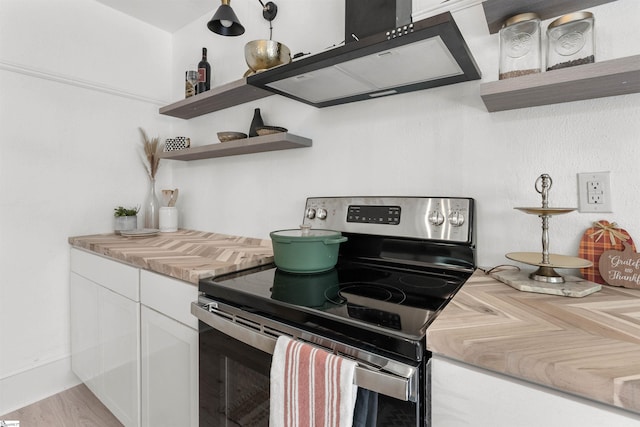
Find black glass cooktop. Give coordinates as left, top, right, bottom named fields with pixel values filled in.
left=199, top=259, right=471, bottom=361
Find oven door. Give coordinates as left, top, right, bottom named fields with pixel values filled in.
left=193, top=297, right=426, bottom=426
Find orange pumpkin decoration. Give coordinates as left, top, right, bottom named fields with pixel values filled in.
left=579, top=220, right=636, bottom=284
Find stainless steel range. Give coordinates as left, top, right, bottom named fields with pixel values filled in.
left=193, top=196, right=475, bottom=426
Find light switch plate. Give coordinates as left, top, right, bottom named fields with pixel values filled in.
left=578, top=171, right=612, bottom=213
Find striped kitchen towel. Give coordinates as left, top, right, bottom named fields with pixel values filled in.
left=270, top=335, right=358, bottom=427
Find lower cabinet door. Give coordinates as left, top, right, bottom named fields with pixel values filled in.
left=141, top=305, right=198, bottom=427
left=70, top=273, right=100, bottom=394
left=100, top=287, right=141, bottom=427
left=70, top=272, right=141, bottom=427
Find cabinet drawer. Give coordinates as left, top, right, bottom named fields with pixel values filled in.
left=140, top=270, right=198, bottom=330
left=70, top=248, right=140, bottom=301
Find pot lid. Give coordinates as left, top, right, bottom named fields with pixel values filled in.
left=270, top=225, right=342, bottom=240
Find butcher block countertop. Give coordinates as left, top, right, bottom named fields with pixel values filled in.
left=69, top=231, right=640, bottom=414
left=427, top=269, right=640, bottom=415
left=68, top=229, right=273, bottom=284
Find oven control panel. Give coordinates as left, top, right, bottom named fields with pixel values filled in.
left=346, top=205, right=401, bottom=225
left=303, top=196, right=474, bottom=244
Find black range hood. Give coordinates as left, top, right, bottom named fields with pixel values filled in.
left=246, top=12, right=481, bottom=108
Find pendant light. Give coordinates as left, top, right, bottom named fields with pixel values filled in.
left=208, top=0, right=278, bottom=37
left=207, top=0, right=245, bottom=36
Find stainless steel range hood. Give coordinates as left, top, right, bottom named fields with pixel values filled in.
left=247, top=12, right=481, bottom=108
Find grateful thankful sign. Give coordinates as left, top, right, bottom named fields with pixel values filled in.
left=579, top=220, right=636, bottom=285
left=599, top=242, right=640, bottom=289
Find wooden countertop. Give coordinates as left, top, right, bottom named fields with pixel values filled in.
left=427, top=269, right=640, bottom=415
left=68, top=229, right=274, bottom=284
left=69, top=231, right=639, bottom=413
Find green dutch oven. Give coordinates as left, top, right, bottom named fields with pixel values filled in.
left=270, top=226, right=348, bottom=273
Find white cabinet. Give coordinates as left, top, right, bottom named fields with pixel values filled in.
left=140, top=270, right=199, bottom=427
left=100, top=286, right=141, bottom=426
left=430, top=355, right=640, bottom=427
left=69, top=273, right=100, bottom=391
left=70, top=249, right=140, bottom=427
left=141, top=306, right=198, bottom=427
left=70, top=249, right=200, bottom=427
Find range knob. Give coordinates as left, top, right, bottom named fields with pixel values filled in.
left=316, top=208, right=328, bottom=220
left=305, top=208, right=316, bottom=219
left=428, top=211, right=445, bottom=226
left=448, top=211, right=465, bottom=227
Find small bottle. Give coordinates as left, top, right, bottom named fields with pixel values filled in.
left=197, top=47, right=211, bottom=93
left=546, top=12, right=595, bottom=71
left=499, top=13, right=541, bottom=80
left=249, top=108, right=264, bottom=137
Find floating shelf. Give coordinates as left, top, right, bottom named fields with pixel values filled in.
left=159, top=78, right=273, bottom=119
left=159, top=133, right=312, bottom=161
left=482, top=0, right=617, bottom=34
left=480, top=55, right=640, bottom=112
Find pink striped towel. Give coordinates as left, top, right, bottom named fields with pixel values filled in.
left=270, top=335, right=358, bottom=427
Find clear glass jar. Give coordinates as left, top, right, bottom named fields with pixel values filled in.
left=499, top=13, right=542, bottom=80
left=546, top=12, right=595, bottom=71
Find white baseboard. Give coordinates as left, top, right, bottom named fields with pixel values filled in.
left=0, top=356, right=81, bottom=416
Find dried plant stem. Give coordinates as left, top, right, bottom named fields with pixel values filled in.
left=139, top=127, right=161, bottom=179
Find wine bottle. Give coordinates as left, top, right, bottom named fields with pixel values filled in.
left=197, top=47, right=211, bottom=93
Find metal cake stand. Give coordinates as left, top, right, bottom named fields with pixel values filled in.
left=506, top=174, right=592, bottom=283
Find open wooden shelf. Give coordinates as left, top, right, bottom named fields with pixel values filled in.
left=159, top=1, right=633, bottom=118
left=159, top=78, right=273, bottom=119
left=482, top=0, right=617, bottom=34
left=480, top=55, right=640, bottom=112
left=159, top=133, right=312, bottom=161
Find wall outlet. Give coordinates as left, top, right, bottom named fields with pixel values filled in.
left=578, top=172, right=612, bottom=213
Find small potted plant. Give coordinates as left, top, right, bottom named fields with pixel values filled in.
left=114, top=206, right=139, bottom=233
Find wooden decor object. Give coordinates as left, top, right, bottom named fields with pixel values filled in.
left=159, top=78, right=273, bottom=119
left=158, top=133, right=311, bottom=161
left=482, top=0, right=618, bottom=34
left=480, top=55, right=640, bottom=112
left=579, top=220, right=635, bottom=284
left=599, top=242, right=640, bottom=289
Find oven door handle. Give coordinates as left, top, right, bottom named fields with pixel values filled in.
left=192, top=302, right=416, bottom=402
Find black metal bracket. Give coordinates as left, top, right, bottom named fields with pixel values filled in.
left=259, top=0, right=278, bottom=21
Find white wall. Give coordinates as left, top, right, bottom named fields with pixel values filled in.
left=0, top=0, right=172, bottom=414
left=168, top=0, right=640, bottom=269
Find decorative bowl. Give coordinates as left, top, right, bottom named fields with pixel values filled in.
left=245, top=40, right=291, bottom=72
left=256, top=126, right=288, bottom=136
left=217, top=131, right=248, bottom=142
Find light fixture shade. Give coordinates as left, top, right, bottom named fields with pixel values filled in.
left=207, top=3, right=245, bottom=36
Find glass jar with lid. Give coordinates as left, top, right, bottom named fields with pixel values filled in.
left=546, top=12, right=595, bottom=71
left=499, top=13, right=542, bottom=80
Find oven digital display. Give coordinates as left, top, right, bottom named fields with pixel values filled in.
left=347, top=205, right=401, bottom=225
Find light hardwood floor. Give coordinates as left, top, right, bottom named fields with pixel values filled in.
left=0, top=384, right=122, bottom=427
